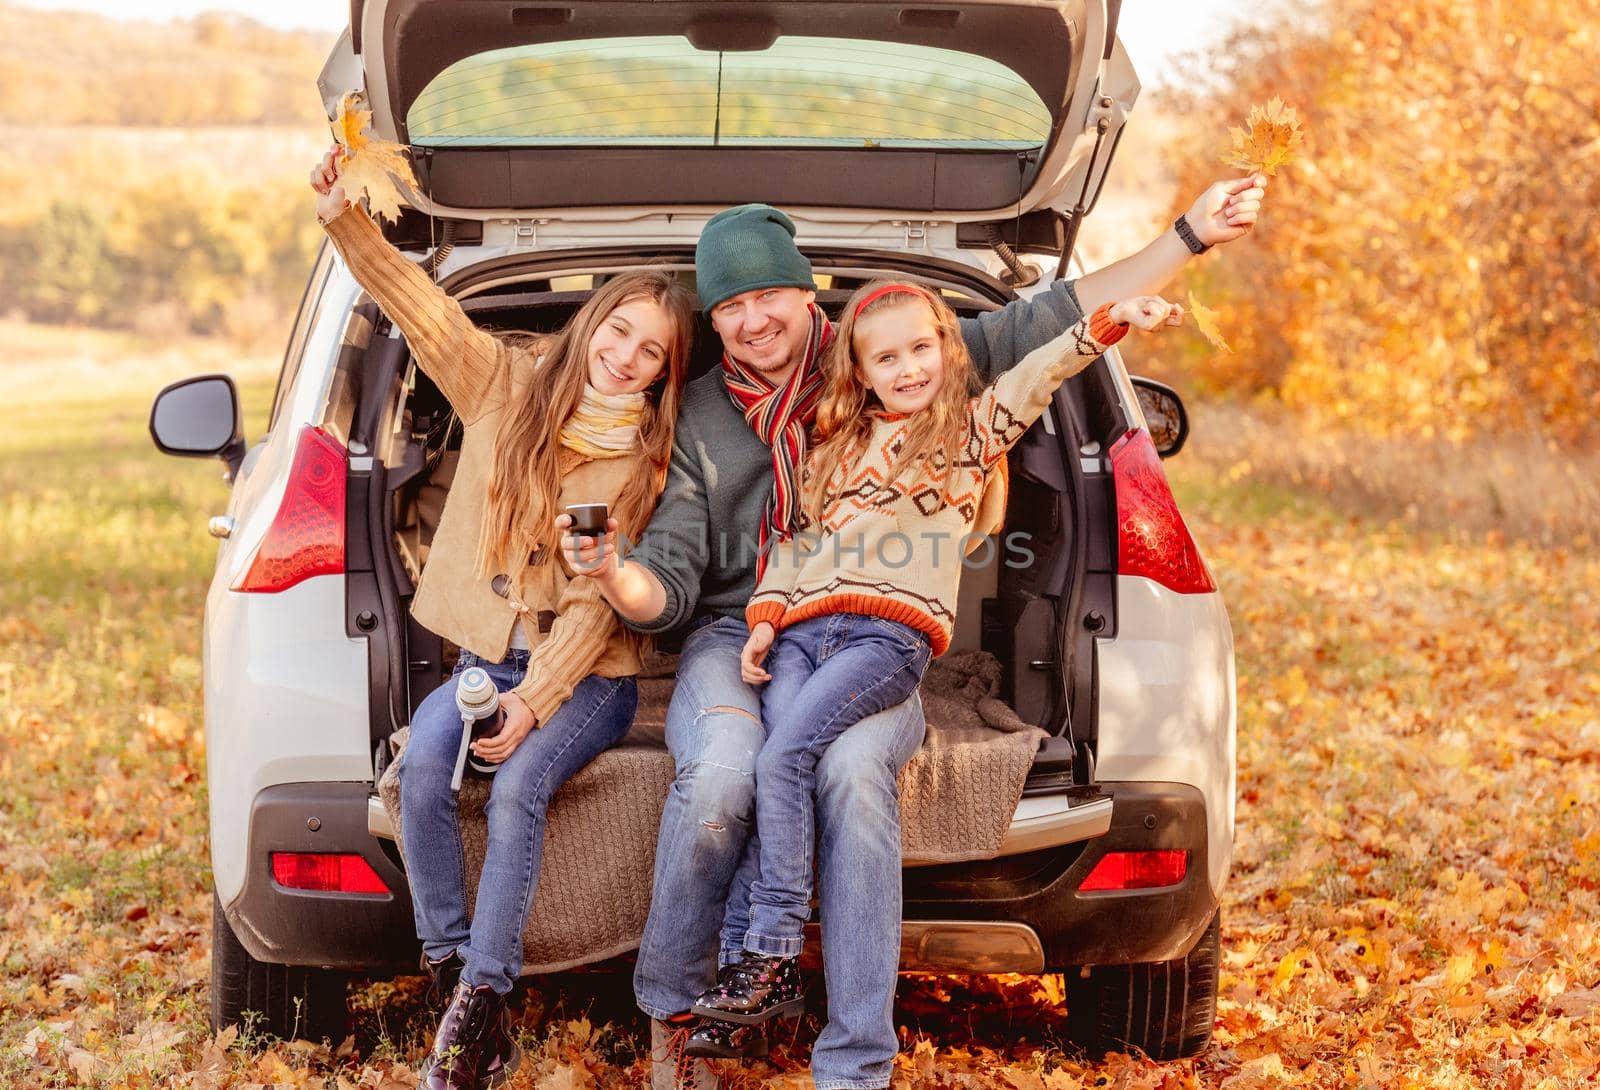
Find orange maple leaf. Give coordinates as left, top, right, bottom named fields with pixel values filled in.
left=331, top=91, right=419, bottom=224
left=1224, top=96, right=1305, bottom=177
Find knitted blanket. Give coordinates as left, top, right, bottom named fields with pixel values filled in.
left=376, top=650, right=1045, bottom=974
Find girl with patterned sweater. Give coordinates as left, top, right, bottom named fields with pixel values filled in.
left=689, top=281, right=1184, bottom=1026
left=311, top=147, right=696, bottom=1090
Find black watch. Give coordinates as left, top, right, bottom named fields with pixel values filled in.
left=1174, top=214, right=1211, bottom=255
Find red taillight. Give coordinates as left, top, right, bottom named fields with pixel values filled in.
left=233, top=427, right=346, bottom=593
left=1079, top=850, right=1189, bottom=892
left=1109, top=429, right=1215, bottom=594
left=271, top=852, right=389, bottom=894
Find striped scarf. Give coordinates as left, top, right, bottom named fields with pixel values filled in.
left=557, top=385, right=646, bottom=459
left=722, top=304, right=833, bottom=576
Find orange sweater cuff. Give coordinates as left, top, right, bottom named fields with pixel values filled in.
left=1090, top=302, right=1129, bottom=347
left=746, top=601, right=787, bottom=631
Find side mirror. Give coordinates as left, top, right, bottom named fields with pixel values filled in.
left=150, top=374, right=245, bottom=478
left=1131, top=376, right=1188, bottom=459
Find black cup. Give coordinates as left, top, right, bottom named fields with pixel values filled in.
left=566, top=502, right=610, bottom=539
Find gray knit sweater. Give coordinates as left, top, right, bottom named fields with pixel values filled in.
left=623, top=278, right=1087, bottom=636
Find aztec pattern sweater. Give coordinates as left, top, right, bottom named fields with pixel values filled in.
left=745, top=305, right=1127, bottom=655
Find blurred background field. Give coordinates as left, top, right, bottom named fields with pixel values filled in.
left=1, top=0, right=1597, bottom=1086
left=2, top=0, right=1594, bottom=538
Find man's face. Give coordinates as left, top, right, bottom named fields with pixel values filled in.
left=708, top=286, right=818, bottom=377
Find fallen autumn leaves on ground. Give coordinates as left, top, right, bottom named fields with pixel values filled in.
left=2, top=344, right=1597, bottom=1086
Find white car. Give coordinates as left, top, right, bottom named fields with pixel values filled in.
left=150, top=0, right=1234, bottom=1061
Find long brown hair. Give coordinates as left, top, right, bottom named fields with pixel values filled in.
left=477, top=269, right=694, bottom=577
left=804, top=280, right=976, bottom=525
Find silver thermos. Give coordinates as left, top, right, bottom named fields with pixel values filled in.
left=451, top=666, right=506, bottom=791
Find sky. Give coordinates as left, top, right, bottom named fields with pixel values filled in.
left=12, top=0, right=1242, bottom=85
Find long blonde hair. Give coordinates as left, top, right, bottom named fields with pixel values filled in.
left=477, top=270, right=694, bottom=577
left=804, top=280, right=976, bottom=525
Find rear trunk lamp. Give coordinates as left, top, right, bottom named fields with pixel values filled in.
left=271, top=852, right=389, bottom=894
left=1079, top=850, right=1189, bottom=892
left=233, top=426, right=346, bottom=593
left=1109, top=429, right=1215, bottom=594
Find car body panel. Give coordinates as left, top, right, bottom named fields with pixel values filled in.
left=1093, top=577, right=1237, bottom=897
left=205, top=577, right=373, bottom=904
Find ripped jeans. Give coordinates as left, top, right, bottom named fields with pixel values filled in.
left=633, top=614, right=926, bottom=1090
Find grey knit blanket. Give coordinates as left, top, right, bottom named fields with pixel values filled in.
left=376, top=650, right=1045, bottom=974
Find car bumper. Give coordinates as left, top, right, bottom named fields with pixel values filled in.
left=234, top=782, right=1212, bottom=974
left=900, top=782, right=1216, bottom=969
left=223, top=782, right=418, bottom=971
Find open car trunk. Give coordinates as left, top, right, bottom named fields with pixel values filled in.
left=319, top=0, right=1137, bottom=229
left=346, top=251, right=1118, bottom=973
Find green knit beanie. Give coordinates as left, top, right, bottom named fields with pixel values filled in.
left=694, top=203, right=816, bottom=312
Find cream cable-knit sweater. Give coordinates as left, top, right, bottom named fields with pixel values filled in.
left=322, top=205, right=646, bottom=724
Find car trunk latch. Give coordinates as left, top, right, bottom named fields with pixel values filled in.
left=504, top=218, right=549, bottom=250
left=894, top=220, right=931, bottom=251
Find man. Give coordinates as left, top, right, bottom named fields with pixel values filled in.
left=564, top=175, right=1266, bottom=1090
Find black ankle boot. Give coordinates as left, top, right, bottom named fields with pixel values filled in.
left=422, top=950, right=464, bottom=1010
left=419, top=981, right=522, bottom=1090
left=690, top=952, right=804, bottom=1024
left=683, top=1015, right=771, bottom=1059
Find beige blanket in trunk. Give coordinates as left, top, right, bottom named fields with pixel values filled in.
left=377, top=650, right=1045, bottom=974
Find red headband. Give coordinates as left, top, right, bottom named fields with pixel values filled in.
left=852, top=283, right=934, bottom=321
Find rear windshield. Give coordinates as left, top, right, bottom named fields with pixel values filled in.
left=407, top=36, right=1052, bottom=150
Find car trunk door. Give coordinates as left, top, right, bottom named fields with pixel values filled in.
left=318, top=0, right=1135, bottom=235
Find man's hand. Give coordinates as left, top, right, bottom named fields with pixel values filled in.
left=470, top=691, right=536, bottom=764
left=740, top=622, right=776, bottom=684
left=559, top=514, right=621, bottom=581
left=1109, top=296, right=1184, bottom=332
left=1185, top=174, right=1268, bottom=247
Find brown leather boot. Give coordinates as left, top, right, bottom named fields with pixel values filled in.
left=421, top=950, right=464, bottom=1011
left=419, top=981, right=521, bottom=1090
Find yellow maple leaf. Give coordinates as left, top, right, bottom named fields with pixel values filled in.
left=336, top=93, right=370, bottom=154
left=1271, top=946, right=1314, bottom=993
left=331, top=91, right=419, bottom=224
left=1188, top=292, right=1232, bottom=353
left=1223, top=96, right=1304, bottom=177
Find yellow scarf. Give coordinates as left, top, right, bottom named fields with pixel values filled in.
left=558, top=385, right=646, bottom=459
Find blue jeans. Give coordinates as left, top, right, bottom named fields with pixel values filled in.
left=399, top=650, right=637, bottom=995
left=633, top=614, right=927, bottom=1090
left=746, top=614, right=931, bottom=956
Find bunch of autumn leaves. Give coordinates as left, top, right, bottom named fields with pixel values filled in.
left=328, top=90, right=1305, bottom=355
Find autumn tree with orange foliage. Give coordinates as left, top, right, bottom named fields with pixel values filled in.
left=1159, top=0, right=1600, bottom=445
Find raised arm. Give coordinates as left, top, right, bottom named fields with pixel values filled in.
left=1072, top=174, right=1267, bottom=316
left=958, top=174, right=1266, bottom=379
left=972, top=298, right=1181, bottom=470
left=311, top=146, right=505, bottom=423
